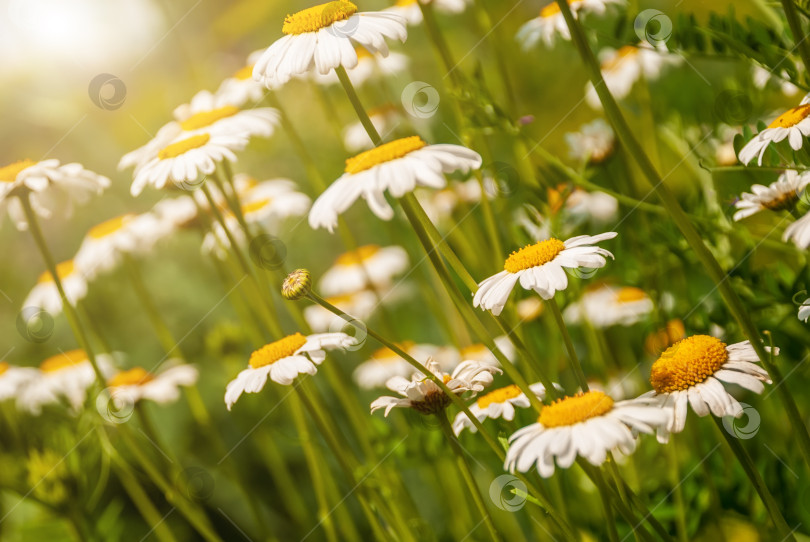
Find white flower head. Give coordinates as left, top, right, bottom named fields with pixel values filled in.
left=752, top=65, right=799, bottom=97
left=0, top=159, right=110, bottom=230
left=253, top=1, right=407, bottom=89
left=473, top=232, right=618, bottom=315
left=739, top=101, right=810, bottom=165
left=310, top=47, right=409, bottom=87
left=309, top=136, right=482, bottom=232
left=452, top=382, right=550, bottom=436
left=783, top=210, right=810, bottom=249
left=646, top=335, right=774, bottom=443
left=108, top=363, right=199, bottom=406
left=24, top=261, right=88, bottom=316
left=563, top=284, right=653, bottom=328
left=215, top=50, right=268, bottom=107
left=518, top=0, right=623, bottom=49
left=384, top=0, right=469, bottom=25
left=505, top=390, right=670, bottom=476
left=0, top=363, right=39, bottom=402
left=565, top=119, right=616, bottom=163
left=18, top=350, right=114, bottom=415
left=225, top=332, right=357, bottom=409
left=799, top=298, right=810, bottom=322
left=319, top=244, right=409, bottom=296
left=733, top=170, right=810, bottom=221
left=343, top=105, right=401, bottom=151
left=370, top=358, right=501, bottom=416
left=304, top=290, right=379, bottom=332
left=353, top=342, right=457, bottom=390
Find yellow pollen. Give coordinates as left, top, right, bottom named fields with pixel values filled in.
left=616, top=287, right=647, bottom=303
left=249, top=333, right=308, bottom=369
left=335, top=244, right=381, bottom=266
left=180, top=106, right=240, bottom=131
left=158, top=133, right=211, bottom=160
left=41, top=349, right=88, bottom=373
left=88, top=214, right=135, bottom=239
left=234, top=65, right=254, bottom=80
left=282, top=1, right=358, bottom=35
left=371, top=342, right=414, bottom=363
left=109, top=367, right=154, bottom=387
left=650, top=335, right=728, bottom=393
left=504, top=238, right=566, bottom=273
left=459, top=344, right=488, bottom=359
left=38, top=260, right=76, bottom=284
left=0, top=159, right=36, bottom=183
left=0, top=362, right=8, bottom=376
left=768, top=105, right=810, bottom=129
left=477, top=385, right=522, bottom=409
left=540, top=2, right=562, bottom=17
left=538, top=391, right=614, bottom=428
left=345, top=136, right=427, bottom=174
left=242, top=198, right=271, bottom=215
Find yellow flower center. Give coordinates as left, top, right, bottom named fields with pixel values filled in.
left=180, top=106, right=240, bottom=131
left=335, top=244, right=381, bottom=266
left=88, top=214, right=135, bottom=239
left=282, top=1, right=358, bottom=35
left=356, top=46, right=374, bottom=60
left=0, top=159, right=36, bottom=183
left=540, top=2, right=562, bottom=17
left=0, top=362, right=9, bottom=376
left=242, top=198, right=271, bottom=216
left=38, top=260, right=76, bottom=284
left=370, top=341, right=414, bottom=363
left=538, top=391, right=614, bottom=428
left=345, top=136, right=427, bottom=174
left=249, top=333, right=308, bottom=369
left=41, top=349, right=88, bottom=373
left=650, top=335, right=728, bottom=393
left=504, top=238, right=566, bottom=273
left=615, top=287, right=647, bottom=303
left=768, top=105, right=810, bottom=129
left=476, top=385, right=522, bottom=409
left=602, top=45, right=637, bottom=72
left=109, top=367, right=154, bottom=387
left=158, top=133, right=211, bottom=160
left=234, top=65, right=254, bottom=80
left=459, top=344, right=488, bottom=359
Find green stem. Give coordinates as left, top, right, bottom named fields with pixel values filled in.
left=556, top=0, right=810, bottom=471
left=592, top=469, right=620, bottom=542
left=712, top=417, right=795, bottom=540
left=547, top=297, right=588, bottom=391
left=781, top=0, right=810, bottom=74
left=437, top=413, right=502, bottom=542
left=335, top=65, right=382, bottom=146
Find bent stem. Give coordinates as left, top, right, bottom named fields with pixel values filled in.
left=436, top=413, right=502, bottom=542
left=547, top=297, right=589, bottom=392
left=555, top=0, right=810, bottom=471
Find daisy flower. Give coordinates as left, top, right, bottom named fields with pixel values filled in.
left=563, top=284, right=653, bottom=328
left=645, top=335, right=774, bottom=443
left=370, top=359, right=501, bottom=416
left=564, top=119, right=616, bottom=164
left=130, top=131, right=249, bottom=196
left=19, top=350, right=114, bottom=415
left=215, top=50, right=268, bottom=107
left=799, top=298, right=810, bottom=322
left=252, top=1, right=407, bottom=89
left=548, top=185, right=619, bottom=224
left=733, top=170, right=810, bottom=221
left=353, top=342, right=458, bottom=389
left=304, top=289, right=379, bottom=332
left=24, top=261, right=88, bottom=316
left=783, top=211, right=810, bottom=249
left=225, top=332, right=357, bottom=409
left=343, top=104, right=401, bottom=151
left=456, top=335, right=517, bottom=368
left=738, top=101, right=810, bottom=165
left=384, top=0, right=469, bottom=26
left=0, top=362, right=39, bottom=402
left=309, top=136, right=482, bottom=232
left=473, top=232, right=618, bottom=316
left=452, top=383, right=550, bottom=435
left=585, top=44, right=678, bottom=109
left=310, top=47, right=409, bottom=86
left=74, top=213, right=173, bottom=278
left=504, top=391, right=670, bottom=476
left=319, top=244, right=409, bottom=296
left=108, top=363, right=199, bottom=406
left=152, top=196, right=199, bottom=229
left=0, top=159, right=110, bottom=230
left=517, top=0, right=622, bottom=49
